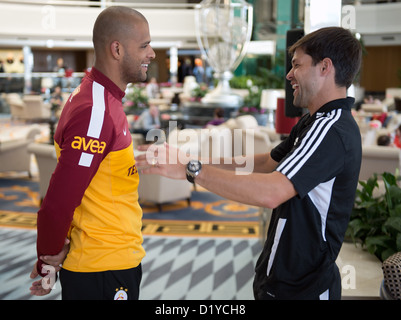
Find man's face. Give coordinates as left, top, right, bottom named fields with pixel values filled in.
left=121, top=21, right=155, bottom=84
left=286, top=48, right=322, bottom=109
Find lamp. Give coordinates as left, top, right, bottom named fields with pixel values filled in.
left=260, top=89, right=285, bottom=128
left=195, top=0, right=253, bottom=107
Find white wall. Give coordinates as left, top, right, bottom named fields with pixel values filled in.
left=0, top=2, right=197, bottom=49
left=355, top=3, right=401, bottom=46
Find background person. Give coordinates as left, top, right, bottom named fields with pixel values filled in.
left=132, top=104, right=161, bottom=140
left=377, top=134, right=391, bottom=146
left=146, top=76, right=159, bottom=99
left=205, top=107, right=225, bottom=127
left=49, top=85, right=63, bottom=111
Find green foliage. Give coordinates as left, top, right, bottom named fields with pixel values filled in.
left=123, top=85, right=148, bottom=113
left=346, top=171, right=401, bottom=261
left=229, top=74, right=263, bottom=89
left=230, top=66, right=285, bottom=90
left=229, top=64, right=284, bottom=114
left=258, top=67, right=285, bottom=89
left=190, top=84, right=209, bottom=101
left=243, top=86, right=262, bottom=107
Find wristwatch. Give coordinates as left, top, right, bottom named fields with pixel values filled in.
left=186, top=160, right=202, bottom=183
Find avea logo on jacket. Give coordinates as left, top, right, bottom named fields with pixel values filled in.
left=71, top=136, right=107, bottom=154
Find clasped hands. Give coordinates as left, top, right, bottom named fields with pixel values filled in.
left=29, top=238, right=70, bottom=296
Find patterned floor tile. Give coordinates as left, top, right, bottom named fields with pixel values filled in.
left=0, top=227, right=262, bottom=300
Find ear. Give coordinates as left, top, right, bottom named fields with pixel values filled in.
left=110, top=41, right=122, bottom=60
left=321, top=58, right=333, bottom=76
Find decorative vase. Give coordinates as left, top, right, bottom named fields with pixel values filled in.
left=195, top=0, right=253, bottom=107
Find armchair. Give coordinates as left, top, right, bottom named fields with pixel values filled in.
left=0, top=139, right=32, bottom=177
left=22, top=95, right=51, bottom=119
left=7, top=94, right=51, bottom=120
left=134, top=149, right=192, bottom=211
left=359, top=145, right=400, bottom=181
left=234, top=115, right=280, bottom=155
left=6, top=93, right=26, bottom=119
left=0, top=126, right=41, bottom=177
left=137, top=172, right=192, bottom=211
left=27, top=143, right=57, bottom=202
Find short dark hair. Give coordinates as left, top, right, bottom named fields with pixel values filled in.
left=377, top=135, right=390, bottom=146
left=214, top=107, right=224, bottom=118
left=288, top=27, right=362, bottom=89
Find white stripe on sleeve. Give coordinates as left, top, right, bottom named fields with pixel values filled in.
left=87, top=82, right=105, bottom=139
left=277, top=110, right=342, bottom=179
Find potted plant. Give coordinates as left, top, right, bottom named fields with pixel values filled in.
left=123, top=84, right=148, bottom=115
left=230, top=63, right=286, bottom=126
left=346, top=171, right=401, bottom=262
left=228, top=76, right=266, bottom=125
left=190, top=83, right=209, bottom=102
left=238, top=83, right=267, bottom=118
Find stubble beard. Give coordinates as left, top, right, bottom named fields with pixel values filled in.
left=122, top=55, right=147, bottom=84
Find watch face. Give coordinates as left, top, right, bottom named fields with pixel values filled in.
left=188, top=160, right=201, bottom=172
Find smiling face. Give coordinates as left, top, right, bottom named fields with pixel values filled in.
left=286, top=48, right=322, bottom=109
left=120, top=20, right=155, bottom=84
left=92, top=7, right=156, bottom=89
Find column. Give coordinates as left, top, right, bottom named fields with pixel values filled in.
left=169, top=45, right=178, bottom=85
left=23, top=46, right=33, bottom=94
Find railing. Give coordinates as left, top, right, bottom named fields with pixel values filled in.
left=0, top=72, right=86, bottom=94
left=0, top=72, right=85, bottom=78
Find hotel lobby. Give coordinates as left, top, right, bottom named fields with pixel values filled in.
left=0, top=0, right=401, bottom=302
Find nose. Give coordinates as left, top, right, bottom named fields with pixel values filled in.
left=286, top=68, right=294, bottom=81
left=148, top=46, right=156, bottom=60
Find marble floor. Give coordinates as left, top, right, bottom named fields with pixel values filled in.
left=0, top=226, right=384, bottom=300
left=0, top=227, right=261, bottom=300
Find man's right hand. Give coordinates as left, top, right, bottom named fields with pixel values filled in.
left=29, top=238, right=70, bottom=296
